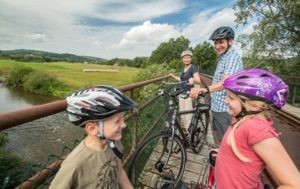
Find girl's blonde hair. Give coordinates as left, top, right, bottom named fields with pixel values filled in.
left=227, top=98, right=271, bottom=163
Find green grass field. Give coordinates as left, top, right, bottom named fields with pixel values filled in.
left=0, top=59, right=142, bottom=91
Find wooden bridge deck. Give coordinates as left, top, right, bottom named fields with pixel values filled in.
left=181, top=124, right=215, bottom=187
left=134, top=122, right=216, bottom=188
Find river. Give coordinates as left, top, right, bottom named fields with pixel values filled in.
left=0, top=84, right=84, bottom=164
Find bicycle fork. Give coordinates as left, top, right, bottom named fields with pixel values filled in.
left=155, top=127, right=178, bottom=184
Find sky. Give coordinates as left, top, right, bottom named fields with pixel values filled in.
left=0, top=0, right=254, bottom=59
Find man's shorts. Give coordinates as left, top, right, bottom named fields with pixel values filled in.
left=211, top=111, right=231, bottom=141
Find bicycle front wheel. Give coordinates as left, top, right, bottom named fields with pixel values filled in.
left=190, top=111, right=209, bottom=153
left=128, top=131, right=187, bottom=189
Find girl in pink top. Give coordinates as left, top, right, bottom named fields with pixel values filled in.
left=214, top=68, right=300, bottom=189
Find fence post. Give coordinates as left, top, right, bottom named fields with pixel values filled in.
left=132, top=112, right=138, bottom=151
left=292, top=86, right=297, bottom=105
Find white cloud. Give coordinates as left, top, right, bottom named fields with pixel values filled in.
left=111, top=20, right=181, bottom=58
left=0, top=0, right=185, bottom=59
left=119, top=21, right=180, bottom=47
left=0, top=0, right=249, bottom=59
left=182, top=8, right=237, bottom=45
left=26, top=33, right=48, bottom=42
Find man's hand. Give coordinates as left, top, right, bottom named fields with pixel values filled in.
left=190, top=87, right=207, bottom=98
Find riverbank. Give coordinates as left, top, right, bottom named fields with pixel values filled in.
left=0, top=59, right=142, bottom=97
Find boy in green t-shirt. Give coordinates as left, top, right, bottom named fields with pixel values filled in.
left=50, top=85, right=137, bottom=189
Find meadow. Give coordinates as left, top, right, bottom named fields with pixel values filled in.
left=0, top=59, right=142, bottom=91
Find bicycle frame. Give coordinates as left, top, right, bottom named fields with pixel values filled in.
left=162, top=86, right=209, bottom=149
left=162, top=87, right=193, bottom=146
left=157, top=86, right=211, bottom=176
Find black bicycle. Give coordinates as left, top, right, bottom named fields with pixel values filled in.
left=128, top=84, right=211, bottom=188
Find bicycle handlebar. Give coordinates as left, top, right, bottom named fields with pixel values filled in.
left=159, top=81, right=209, bottom=99
left=209, top=150, right=217, bottom=167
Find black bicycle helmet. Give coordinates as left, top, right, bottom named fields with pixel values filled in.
left=209, top=26, right=234, bottom=40
left=66, top=85, right=137, bottom=126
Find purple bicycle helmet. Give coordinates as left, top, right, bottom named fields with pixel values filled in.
left=223, top=68, right=288, bottom=108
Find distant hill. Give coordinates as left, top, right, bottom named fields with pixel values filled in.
left=0, top=49, right=106, bottom=63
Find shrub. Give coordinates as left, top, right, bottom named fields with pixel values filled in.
left=0, top=132, right=8, bottom=147
left=23, top=71, right=66, bottom=96
left=0, top=133, right=26, bottom=188
left=134, top=64, right=173, bottom=103
left=6, top=65, right=33, bottom=86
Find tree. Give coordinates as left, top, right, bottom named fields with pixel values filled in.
left=234, top=0, right=300, bottom=59
left=149, top=36, right=190, bottom=64
left=132, top=57, right=149, bottom=68
left=193, top=42, right=218, bottom=74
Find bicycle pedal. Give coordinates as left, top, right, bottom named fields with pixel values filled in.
left=160, top=171, right=175, bottom=181
left=155, top=161, right=165, bottom=173
left=173, top=145, right=181, bottom=153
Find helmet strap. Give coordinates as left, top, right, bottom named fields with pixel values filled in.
left=97, top=121, right=123, bottom=160
left=97, top=120, right=106, bottom=140
left=223, top=39, right=231, bottom=54
left=108, top=140, right=123, bottom=160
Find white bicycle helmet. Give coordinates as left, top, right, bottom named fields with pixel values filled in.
left=66, top=85, right=137, bottom=126
left=181, top=50, right=193, bottom=58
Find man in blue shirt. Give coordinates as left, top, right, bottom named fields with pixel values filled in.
left=190, top=26, right=243, bottom=143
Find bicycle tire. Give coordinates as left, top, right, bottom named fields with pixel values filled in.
left=128, top=131, right=187, bottom=189
left=190, top=111, right=209, bottom=153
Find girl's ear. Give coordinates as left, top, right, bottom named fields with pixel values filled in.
left=85, top=122, right=98, bottom=135
left=228, top=39, right=233, bottom=46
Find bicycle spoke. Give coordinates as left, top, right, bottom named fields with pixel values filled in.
left=191, top=111, right=209, bottom=153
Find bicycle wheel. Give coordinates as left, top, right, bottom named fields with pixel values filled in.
left=128, top=131, right=187, bottom=189
left=190, top=111, right=209, bottom=153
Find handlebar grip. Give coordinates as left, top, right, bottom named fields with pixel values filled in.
left=209, top=150, right=217, bottom=167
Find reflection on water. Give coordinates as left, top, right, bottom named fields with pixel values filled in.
left=1, top=84, right=84, bottom=163
left=0, top=83, right=58, bottom=114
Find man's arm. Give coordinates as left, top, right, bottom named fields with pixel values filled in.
left=190, top=74, right=229, bottom=97
left=207, top=74, right=229, bottom=92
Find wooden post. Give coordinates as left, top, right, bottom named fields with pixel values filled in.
left=292, top=86, right=297, bottom=105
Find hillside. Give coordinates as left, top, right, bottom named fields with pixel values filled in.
left=0, top=49, right=106, bottom=63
